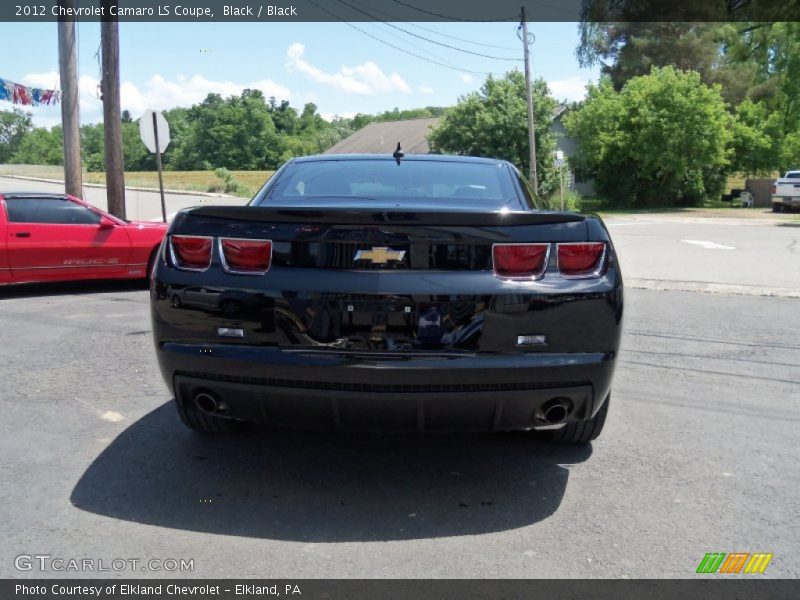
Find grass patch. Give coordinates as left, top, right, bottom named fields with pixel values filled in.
left=0, top=164, right=274, bottom=198
left=581, top=195, right=756, bottom=216
left=83, top=170, right=274, bottom=198
left=0, top=164, right=66, bottom=179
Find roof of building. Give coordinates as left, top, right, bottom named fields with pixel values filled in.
left=324, top=117, right=440, bottom=155
left=552, top=104, right=569, bottom=120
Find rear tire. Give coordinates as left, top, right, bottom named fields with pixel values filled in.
left=548, top=393, right=610, bottom=444
left=174, top=398, right=239, bottom=434
left=772, top=203, right=782, bottom=213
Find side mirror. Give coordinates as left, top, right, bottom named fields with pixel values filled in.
left=99, top=216, right=116, bottom=230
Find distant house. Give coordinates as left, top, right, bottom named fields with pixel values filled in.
left=550, top=104, right=595, bottom=196
left=324, top=117, right=440, bottom=155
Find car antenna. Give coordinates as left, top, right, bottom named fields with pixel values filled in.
left=392, top=141, right=404, bottom=166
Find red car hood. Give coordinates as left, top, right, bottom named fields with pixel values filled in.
left=125, top=220, right=169, bottom=231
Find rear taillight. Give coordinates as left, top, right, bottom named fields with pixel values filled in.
left=557, top=242, right=606, bottom=278
left=771, top=184, right=777, bottom=194
left=492, top=243, right=550, bottom=279
left=219, top=238, right=272, bottom=274
left=170, top=235, right=213, bottom=271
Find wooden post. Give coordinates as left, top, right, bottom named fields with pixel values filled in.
left=100, top=1, right=126, bottom=219
left=57, top=0, right=82, bottom=197
left=520, top=6, right=538, bottom=195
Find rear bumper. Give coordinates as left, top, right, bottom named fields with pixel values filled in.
left=158, top=343, right=616, bottom=431
left=774, top=196, right=800, bottom=207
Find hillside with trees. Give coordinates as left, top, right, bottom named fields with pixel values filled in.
left=0, top=90, right=445, bottom=172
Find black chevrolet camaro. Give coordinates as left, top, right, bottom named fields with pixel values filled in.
left=150, top=154, right=623, bottom=444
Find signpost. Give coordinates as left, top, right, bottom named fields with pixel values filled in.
left=554, top=150, right=565, bottom=211
left=139, top=109, right=171, bottom=222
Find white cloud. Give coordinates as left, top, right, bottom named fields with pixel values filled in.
left=285, top=43, right=411, bottom=96
left=418, top=85, right=434, bottom=94
left=119, top=74, right=292, bottom=116
left=20, top=71, right=292, bottom=126
left=459, top=73, right=474, bottom=84
left=320, top=111, right=357, bottom=122
left=548, top=76, right=590, bottom=103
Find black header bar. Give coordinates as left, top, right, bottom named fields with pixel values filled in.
left=3, top=0, right=798, bottom=22
left=3, top=579, right=799, bottom=600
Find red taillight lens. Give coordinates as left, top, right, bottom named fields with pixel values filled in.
left=557, top=242, right=606, bottom=278
left=220, top=238, right=272, bottom=274
left=771, top=184, right=777, bottom=194
left=492, top=244, right=550, bottom=279
left=170, top=235, right=212, bottom=270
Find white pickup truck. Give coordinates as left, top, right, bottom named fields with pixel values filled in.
left=772, top=170, right=800, bottom=212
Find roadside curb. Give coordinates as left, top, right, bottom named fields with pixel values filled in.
left=0, top=174, right=239, bottom=199
left=627, top=277, right=800, bottom=299
left=604, top=214, right=794, bottom=226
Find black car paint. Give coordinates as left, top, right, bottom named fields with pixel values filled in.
left=151, top=155, right=623, bottom=432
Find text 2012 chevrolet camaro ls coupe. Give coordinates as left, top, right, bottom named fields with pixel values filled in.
left=150, top=154, right=623, bottom=444
left=0, top=192, right=167, bottom=285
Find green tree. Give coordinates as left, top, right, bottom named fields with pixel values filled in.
left=122, top=120, right=152, bottom=171
left=80, top=122, right=104, bottom=171
left=173, top=90, right=284, bottom=170
left=729, top=99, right=784, bottom=175
left=270, top=98, right=298, bottom=135
left=721, top=22, right=800, bottom=135
left=564, top=68, right=733, bottom=207
left=781, top=132, right=800, bottom=172
left=428, top=71, right=557, bottom=194
left=577, top=22, right=757, bottom=106
left=11, top=125, right=64, bottom=165
left=0, top=109, right=33, bottom=163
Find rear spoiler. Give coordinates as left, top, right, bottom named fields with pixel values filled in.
left=178, top=205, right=586, bottom=227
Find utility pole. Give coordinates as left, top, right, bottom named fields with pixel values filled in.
left=100, top=0, right=126, bottom=219
left=57, top=0, right=82, bottom=197
left=519, top=6, right=538, bottom=195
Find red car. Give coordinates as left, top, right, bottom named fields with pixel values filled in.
left=0, top=192, right=168, bottom=286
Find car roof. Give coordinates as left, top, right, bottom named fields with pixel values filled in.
left=290, top=153, right=510, bottom=166
left=0, top=192, right=70, bottom=200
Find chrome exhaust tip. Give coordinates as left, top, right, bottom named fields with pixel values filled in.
left=195, top=392, right=224, bottom=415
left=535, top=397, right=573, bottom=425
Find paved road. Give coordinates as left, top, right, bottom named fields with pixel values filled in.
left=606, top=214, right=800, bottom=296
left=0, top=283, right=797, bottom=578
left=0, top=176, right=249, bottom=222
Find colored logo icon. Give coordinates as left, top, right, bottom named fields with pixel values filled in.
left=696, top=552, right=773, bottom=574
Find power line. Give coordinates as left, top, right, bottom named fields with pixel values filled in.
left=345, top=0, right=520, bottom=51
left=391, top=0, right=518, bottom=22
left=306, top=0, right=493, bottom=76
left=337, top=0, right=523, bottom=62
left=404, top=22, right=520, bottom=52
left=360, top=20, right=469, bottom=71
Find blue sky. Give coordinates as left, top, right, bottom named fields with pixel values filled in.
left=1, top=21, right=598, bottom=127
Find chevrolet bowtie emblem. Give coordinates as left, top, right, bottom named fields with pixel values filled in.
left=354, top=247, right=406, bottom=264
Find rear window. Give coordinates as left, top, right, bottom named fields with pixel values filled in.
left=786, top=172, right=800, bottom=179
left=259, top=159, right=520, bottom=208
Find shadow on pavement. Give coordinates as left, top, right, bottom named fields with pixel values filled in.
left=0, top=279, right=147, bottom=299
left=71, top=403, right=591, bottom=542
